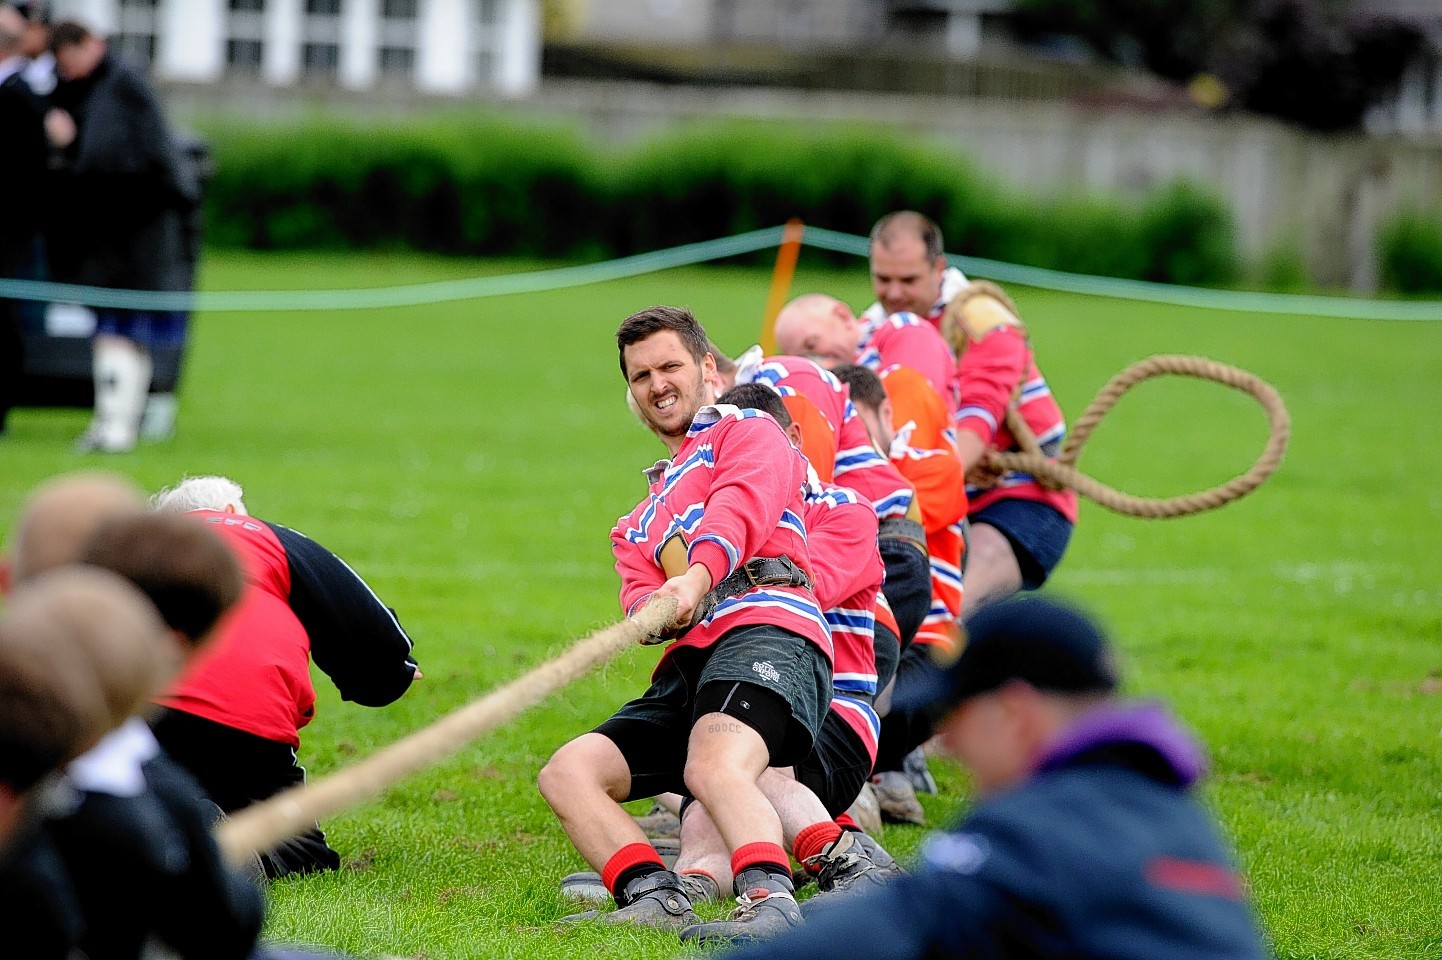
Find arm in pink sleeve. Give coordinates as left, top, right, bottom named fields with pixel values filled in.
left=954, top=327, right=1027, bottom=446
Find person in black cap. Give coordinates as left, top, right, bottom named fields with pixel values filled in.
left=721, top=595, right=1270, bottom=960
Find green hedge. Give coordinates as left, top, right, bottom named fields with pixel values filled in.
left=1378, top=211, right=1442, bottom=295
left=201, top=117, right=1239, bottom=286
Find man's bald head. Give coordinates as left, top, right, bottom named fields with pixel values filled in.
left=773, top=293, right=862, bottom=368
left=7, top=472, right=147, bottom=585
left=4, top=567, right=169, bottom=735
left=0, top=568, right=165, bottom=792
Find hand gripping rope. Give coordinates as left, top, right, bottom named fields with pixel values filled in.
left=991, top=354, right=1291, bottom=519
left=217, top=597, right=678, bottom=866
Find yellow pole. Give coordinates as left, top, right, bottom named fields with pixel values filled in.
left=760, top=219, right=806, bottom=355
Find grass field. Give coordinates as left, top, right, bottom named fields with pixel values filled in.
left=3, top=249, right=1441, bottom=959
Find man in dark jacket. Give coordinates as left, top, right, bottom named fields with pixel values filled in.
left=47, top=20, right=198, bottom=452
left=723, top=596, right=1270, bottom=958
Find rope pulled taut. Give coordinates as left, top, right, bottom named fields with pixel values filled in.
left=216, top=596, right=679, bottom=866
left=987, top=355, right=1291, bottom=519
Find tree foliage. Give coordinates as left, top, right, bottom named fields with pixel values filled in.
left=1013, top=0, right=1426, bottom=130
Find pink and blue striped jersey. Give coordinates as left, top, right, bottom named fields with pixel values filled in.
left=954, top=325, right=1078, bottom=523
left=742, top=355, right=915, bottom=522
left=612, top=405, right=833, bottom=675
left=803, top=480, right=884, bottom=762
left=857, top=312, right=960, bottom=415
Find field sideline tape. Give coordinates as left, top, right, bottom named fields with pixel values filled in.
left=2, top=225, right=1439, bottom=320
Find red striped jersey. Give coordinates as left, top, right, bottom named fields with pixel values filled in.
left=954, top=325, right=1078, bottom=523
left=741, top=354, right=915, bottom=521
left=613, top=405, right=833, bottom=674
left=857, top=312, right=959, bottom=414
left=803, top=481, right=885, bottom=761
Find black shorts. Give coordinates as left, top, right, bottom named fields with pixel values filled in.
left=794, top=707, right=876, bottom=817
left=971, top=498, right=1074, bottom=589
left=595, top=624, right=831, bottom=802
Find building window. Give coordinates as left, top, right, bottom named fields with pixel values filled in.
left=227, top=38, right=264, bottom=72
left=302, top=42, right=341, bottom=76
left=301, top=0, right=343, bottom=80
left=379, top=0, right=419, bottom=79
left=226, top=0, right=266, bottom=76
left=475, top=0, right=502, bottom=27
left=115, top=0, right=158, bottom=68
left=472, top=0, right=505, bottom=85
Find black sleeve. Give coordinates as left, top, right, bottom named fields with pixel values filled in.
left=266, top=521, right=418, bottom=707
left=143, top=757, right=265, bottom=960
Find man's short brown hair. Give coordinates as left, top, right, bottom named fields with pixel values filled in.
left=870, top=211, right=945, bottom=262
left=832, top=363, right=887, bottom=412
left=82, top=513, right=243, bottom=647
left=616, top=306, right=710, bottom=378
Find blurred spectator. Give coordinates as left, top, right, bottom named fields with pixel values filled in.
left=46, top=20, right=199, bottom=453
left=0, top=2, right=50, bottom=436
left=1, top=470, right=146, bottom=588
left=0, top=567, right=158, bottom=958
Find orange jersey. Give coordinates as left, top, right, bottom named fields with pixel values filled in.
left=881, top=366, right=968, bottom=655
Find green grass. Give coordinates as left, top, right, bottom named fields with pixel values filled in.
left=4, top=249, right=1442, bottom=959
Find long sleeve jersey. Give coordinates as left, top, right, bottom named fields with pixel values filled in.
left=857, top=312, right=960, bottom=415
left=881, top=365, right=968, bottom=655
left=613, top=405, right=832, bottom=674
left=803, top=481, right=885, bottom=762
left=155, top=511, right=418, bottom=747
left=954, top=325, right=1078, bottom=523
left=741, top=355, right=915, bottom=522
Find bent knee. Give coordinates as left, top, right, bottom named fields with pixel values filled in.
left=539, top=734, right=625, bottom=805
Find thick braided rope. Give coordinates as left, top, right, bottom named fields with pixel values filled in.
left=986, top=355, right=1291, bottom=519
left=217, top=597, right=678, bottom=865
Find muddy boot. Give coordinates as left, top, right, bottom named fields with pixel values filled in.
left=559, top=871, right=609, bottom=904
left=799, top=831, right=905, bottom=916
left=679, top=868, right=802, bottom=945
left=902, top=745, right=938, bottom=794
left=871, top=770, right=926, bottom=825
left=561, top=870, right=697, bottom=931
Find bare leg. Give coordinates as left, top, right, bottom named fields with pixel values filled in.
left=538, top=732, right=647, bottom=871
left=683, top=712, right=779, bottom=852
left=959, top=522, right=1024, bottom=616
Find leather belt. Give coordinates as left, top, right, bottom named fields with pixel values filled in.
left=647, top=554, right=812, bottom=644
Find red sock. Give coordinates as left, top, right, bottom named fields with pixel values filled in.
left=794, top=821, right=844, bottom=871
left=602, top=843, right=666, bottom=896
left=731, top=841, right=790, bottom=879
left=835, top=813, right=860, bottom=832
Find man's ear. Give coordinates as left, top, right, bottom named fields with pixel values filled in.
left=880, top=398, right=894, bottom=428
left=787, top=422, right=803, bottom=449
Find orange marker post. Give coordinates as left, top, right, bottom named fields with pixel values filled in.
left=760, top=219, right=806, bottom=355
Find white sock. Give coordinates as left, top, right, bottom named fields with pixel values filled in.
left=140, top=393, right=179, bottom=441
left=92, top=339, right=152, bottom=452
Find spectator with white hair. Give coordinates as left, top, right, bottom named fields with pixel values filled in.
left=148, top=475, right=420, bottom=877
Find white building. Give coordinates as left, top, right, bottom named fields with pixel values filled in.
left=50, top=0, right=541, bottom=96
